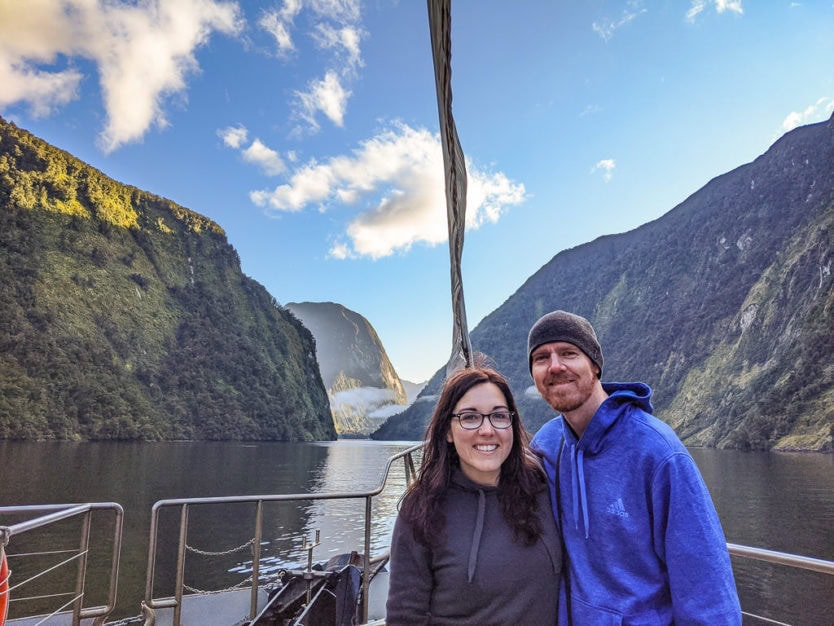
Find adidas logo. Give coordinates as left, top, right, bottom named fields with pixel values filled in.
left=607, top=498, right=629, bottom=519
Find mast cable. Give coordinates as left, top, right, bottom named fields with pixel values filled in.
left=428, top=0, right=473, bottom=376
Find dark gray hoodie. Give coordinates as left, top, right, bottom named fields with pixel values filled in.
left=386, top=469, right=561, bottom=625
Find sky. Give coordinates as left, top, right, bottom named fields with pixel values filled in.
left=1, top=0, right=833, bottom=383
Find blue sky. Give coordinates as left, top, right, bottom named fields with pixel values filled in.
left=1, top=0, right=833, bottom=383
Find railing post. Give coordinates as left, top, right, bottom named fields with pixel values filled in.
left=72, top=509, right=92, bottom=625
left=250, top=500, right=264, bottom=619
left=361, top=495, right=372, bottom=623
left=405, top=451, right=416, bottom=485
left=173, top=504, right=189, bottom=626
left=103, top=504, right=123, bottom=622
left=144, top=505, right=161, bottom=607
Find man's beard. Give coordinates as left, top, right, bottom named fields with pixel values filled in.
left=542, top=376, right=594, bottom=414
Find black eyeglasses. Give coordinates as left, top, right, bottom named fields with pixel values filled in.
left=451, top=411, right=515, bottom=430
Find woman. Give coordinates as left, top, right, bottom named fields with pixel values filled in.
left=386, top=366, right=561, bottom=625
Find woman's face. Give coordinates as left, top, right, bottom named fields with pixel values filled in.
left=446, top=382, right=514, bottom=486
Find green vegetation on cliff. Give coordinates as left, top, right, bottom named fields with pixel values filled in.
left=0, top=117, right=335, bottom=441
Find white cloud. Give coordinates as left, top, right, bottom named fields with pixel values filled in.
left=368, top=403, right=409, bottom=419
left=687, top=0, right=743, bottom=22
left=580, top=104, right=603, bottom=117
left=259, top=0, right=303, bottom=54
left=242, top=139, right=286, bottom=176
left=295, top=70, right=350, bottom=130
left=308, top=0, right=360, bottom=24
left=329, top=242, right=351, bottom=260
left=715, top=0, right=744, bottom=14
left=256, top=0, right=364, bottom=133
left=250, top=123, right=527, bottom=260
left=592, top=2, right=647, bottom=41
left=218, top=124, right=248, bottom=149
left=0, top=1, right=85, bottom=115
left=0, top=0, right=243, bottom=152
left=219, top=124, right=286, bottom=176
left=591, top=159, right=616, bottom=182
left=312, top=24, right=363, bottom=73
left=686, top=2, right=706, bottom=21
left=0, top=0, right=366, bottom=157
left=330, top=386, right=397, bottom=411
left=782, top=97, right=834, bottom=132
left=0, top=63, right=82, bottom=117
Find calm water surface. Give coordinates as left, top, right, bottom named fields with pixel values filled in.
left=1, top=440, right=832, bottom=624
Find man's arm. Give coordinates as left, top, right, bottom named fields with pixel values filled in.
left=652, top=452, right=742, bottom=626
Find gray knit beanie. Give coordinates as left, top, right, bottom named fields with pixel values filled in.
left=527, top=310, right=603, bottom=378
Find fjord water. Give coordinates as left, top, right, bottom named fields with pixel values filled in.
left=1, top=440, right=832, bottom=624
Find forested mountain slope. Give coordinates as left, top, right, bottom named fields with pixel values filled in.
left=0, top=116, right=335, bottom=441
left=375, top=115, right=834, bottom=452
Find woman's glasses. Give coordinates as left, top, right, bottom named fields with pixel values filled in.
left=451, top=411, right=515, bottom=430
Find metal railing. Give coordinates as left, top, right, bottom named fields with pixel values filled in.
left=142, top=442, right=421, bottom=625
left=728, top=542, right=834, bottom=576
left=727, top=542, right=834, bottom=625
left=0, top=502, right=124, bottom=625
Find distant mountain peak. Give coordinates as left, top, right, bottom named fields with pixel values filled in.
left=286, top=301, right=411, bottom=436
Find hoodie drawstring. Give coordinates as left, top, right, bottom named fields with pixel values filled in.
left=568, top=443, right=590, bottom=539
left=467, top=489, right=486, bottom=582
left=570, top=444, right=579, bottom=532
left=577, top=448, right=589, bottom=539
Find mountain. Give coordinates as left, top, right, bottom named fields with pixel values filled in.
left=285, top=301, right=411, bottom=435
left=374, top=114, right=834, bottom=452
left=401, top=379, right=427, bottom=404
left=0, top=116, right=335, bottom=441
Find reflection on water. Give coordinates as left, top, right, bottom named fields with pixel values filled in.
left=229, top=440, right=418, bottom=582
left=303, top=440, right=417, bottom=556
left=1, top=441, right=831, bottom=624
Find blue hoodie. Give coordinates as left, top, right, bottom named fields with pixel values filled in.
left=531, top=382, right=741, bottom=626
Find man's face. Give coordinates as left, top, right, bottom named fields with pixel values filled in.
left=531, top=341, right=600, bottom=414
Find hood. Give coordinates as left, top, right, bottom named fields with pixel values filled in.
left=531, top=381, right=653, bottom=540
left=576, top=382, right=653, bottom=455
left=449, top=467, right=500, bottom=494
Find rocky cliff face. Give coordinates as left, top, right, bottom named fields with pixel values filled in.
left=286, top=301, right=409, bottom=435
left=374, top=115, right=834, bottom=452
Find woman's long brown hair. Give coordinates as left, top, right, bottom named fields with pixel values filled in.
left=399, top=366, right=545, bottom=547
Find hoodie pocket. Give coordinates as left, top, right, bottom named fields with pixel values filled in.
left=571, top=596, right=623, bottom=625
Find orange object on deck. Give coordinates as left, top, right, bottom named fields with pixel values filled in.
left=0, top=545, right=9, bottom=625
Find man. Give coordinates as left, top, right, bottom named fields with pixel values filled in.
left=528, top=310, right=741, bottom=625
